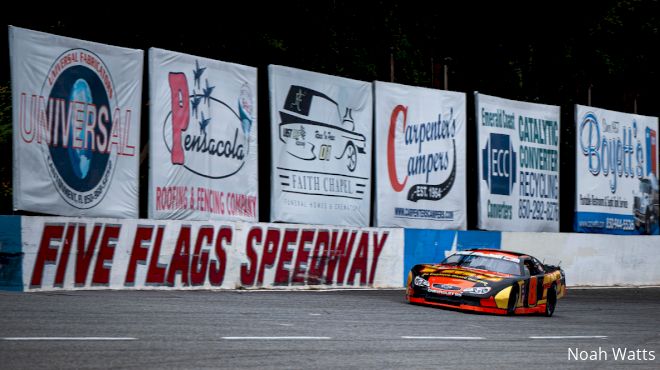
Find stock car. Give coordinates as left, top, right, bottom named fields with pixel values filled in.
left=406, top=249, right=566, bottom=316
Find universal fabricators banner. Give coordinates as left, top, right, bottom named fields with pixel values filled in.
left=148, top=48, right=258, bottom=221
left=269, top=65, right=372, bottom=226
left=374, top=81, right=466, bottom=229
left=476, top=93, right=560, bottom=232
left=575, top=105, right=659, bottom=235
left=5, top=216, right=402, bottom=291
left=9, top=26, right=143, bottom=218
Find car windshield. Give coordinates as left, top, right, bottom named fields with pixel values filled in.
left=442, top=253, right=521, bottom=275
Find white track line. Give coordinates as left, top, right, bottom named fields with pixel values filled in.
left=402, top=336, right=485, bottom=340
left=222, top=336, right=331, bottom=340
left=529, top=336, right=607, bottom=339
left=2, top=337, right=137, bottom=341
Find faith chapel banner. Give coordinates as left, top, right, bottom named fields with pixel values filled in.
left=268, top=65, right=372, bottom=226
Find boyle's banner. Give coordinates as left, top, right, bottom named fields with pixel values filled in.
left=15, top=216, right=402, bottom=291
left=374, top=81, right=466, bottom=229
left=575, top=105, right=659, bottom=235
left=148, top=48, right=258, bottom=221
left=9, top=26, right=143, bottom=218
left=268, top=65, right=372, bottom=226
left=476, top=93, right=560, bottom=232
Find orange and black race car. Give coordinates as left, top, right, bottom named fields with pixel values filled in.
left=406, top=249, right=566, bottom=316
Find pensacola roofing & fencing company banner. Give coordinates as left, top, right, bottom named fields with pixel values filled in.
left=374, top=81, right=467, bottom=229
left=9, top=26, right=143, bottom=218
left=0, top=216, right=402, bottom=291
left=268, top=65, right=373, bottom=226
left=476, top=93, right=560, bottom=232
left=575, top=105, right=659, bottom=235
left=148, top=48, right=258, bottom=221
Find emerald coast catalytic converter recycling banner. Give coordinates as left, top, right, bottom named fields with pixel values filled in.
left=476, top=93, right=560, bottom=232
left=148, top=48, right=258, bottom=221
left=9, top=26, right=143, bottom=218
left=575, top=105, right=659, bottom=235
left=374, top=81, right=466, bottom=229
left=269, top=65, right=372, bottom=226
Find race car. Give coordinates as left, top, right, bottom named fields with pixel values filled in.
left=406, top=249, right=566, bottom=316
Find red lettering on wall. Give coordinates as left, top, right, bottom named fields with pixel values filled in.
left=146, top=226, right=167, bottom=284
left=347, top=233, right=369, bottom=285
left=240, top=227, right=261, bottom=286
left=292, top=230, right=314, bottom=284
left=210, top=227, right=231, bottom=286
left=369, top=232, right=389, bottom=285
left=190, top=226, right=213, bottom=286
left=92, top=225, right=120, bottom=285
left=54, top=224, right=75, bottom=286
left=307, top=230, right=329, bottom=285
left=167, top=225, right=191, bottom=286
left=274, top=229, right=297, bottom=285
left=31, top=224, right=64, bottom=287
left=257, top=229, right=280, bottom=286
left=326, top=231, right=356, bottom=285
left=169, top=72, right=190, bottom=165
left=75, top=224, right=102, bottom=286
left=125, top=225, right=153, bottom=285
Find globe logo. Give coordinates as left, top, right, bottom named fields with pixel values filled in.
left=68, top=79, right=93, bottom=179
left=40, top=49, right=118, bottom=209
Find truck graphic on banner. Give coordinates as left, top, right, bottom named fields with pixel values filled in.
left=278, top=85, right=366, bottom=172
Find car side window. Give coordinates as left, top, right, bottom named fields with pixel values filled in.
left=524, top=259, right=543, bottom=275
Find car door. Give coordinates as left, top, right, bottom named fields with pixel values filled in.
left=522, top=258, right=545, bottom=308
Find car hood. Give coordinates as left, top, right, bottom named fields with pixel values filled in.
left=418, top=264, right=515, bottom=288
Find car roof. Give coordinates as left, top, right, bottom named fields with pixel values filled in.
left=464, top=248, right=529, bottom=259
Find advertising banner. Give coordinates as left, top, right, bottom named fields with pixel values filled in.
left=476, top=93, right=560, bottom=232
left=268, top=65, right=372, bottom=226
left=148, top=48, right=258, bottom=221
left=575, top=105, right=659, bottom=235
left=374, top=81, right=466, bottom=229
left=15, top=216, right=402, bottom=291
left=9, top=26, right=143, bottom=218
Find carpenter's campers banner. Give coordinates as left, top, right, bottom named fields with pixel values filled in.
left=268, top=65, right=372, bottom=226
left=148, top=48, right=258, bottom=221
left=374, top=81, right=466, bottom=229
left=575, top=105, right=659, bottom=235
left=9, top=26, right=143, bottom=218
left=476, top=93, right=560, bottom=232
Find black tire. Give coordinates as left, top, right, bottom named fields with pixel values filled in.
left=346, top=143, right=357, bottom=172
left=507, top=287, right=519, bottom=315
left=545, top=287, right=557, bottom=317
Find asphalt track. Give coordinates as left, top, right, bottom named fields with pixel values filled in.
left=1, top=288, right=659, bottom=369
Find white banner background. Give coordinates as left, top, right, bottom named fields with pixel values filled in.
left=476, top=93, right=560, bottom=232
left=268, top=65, right=372, bottom=226
left=21, top=217, right=403, bottom=291
left=148, top=48, right=258, bottom=221
left=575, top=104, right=659, bottom=235
left=374, top=81, right=466, bottom=229
left=10, top=26, right=143, bottom=218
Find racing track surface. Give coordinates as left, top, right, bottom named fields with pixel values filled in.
left=1, top=288, right=659, bottom=369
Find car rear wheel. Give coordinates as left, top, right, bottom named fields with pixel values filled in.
left=346, top=142, right=357, bottom=172
left=545, top=287, right=557, bottom=317
left=507, top=288, right=518, bottom=315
